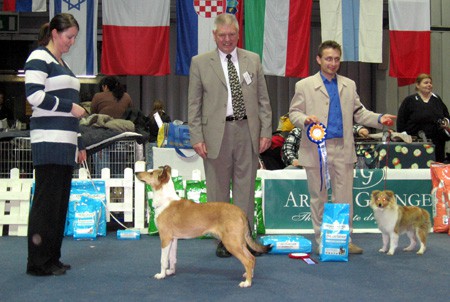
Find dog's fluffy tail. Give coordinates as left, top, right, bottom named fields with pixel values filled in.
left=420, top=209, right=432, bottom=232
left=245, top=221, right=272, bottom=254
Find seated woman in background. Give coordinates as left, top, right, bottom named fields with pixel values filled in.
left=397, top=73, right=450, bottom=163
left=90, top=76, right=133, bottom=119
left=148, top=99, right=171, bottom=143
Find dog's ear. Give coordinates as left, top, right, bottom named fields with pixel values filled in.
left=385, top=190, right=395, bottom=199
left=158, top=165, right=171, bottom=183
left=371, top=190, right=380, bottom=199
left=163, top=165, right=172, bottom=175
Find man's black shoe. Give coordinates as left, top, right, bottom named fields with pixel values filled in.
left=55, top=261, right=71, bottom=270
left=26, top=264, right=66, bottom=276
left=216, top=241, right=232, bottom=258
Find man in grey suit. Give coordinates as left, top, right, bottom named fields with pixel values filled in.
left=188, top=13, right=272, bottom=257
left=289, top=40, right=396, bottom=254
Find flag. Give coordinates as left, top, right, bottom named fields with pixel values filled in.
left=245, top=0, right=312, bottom=78
left=175, top=0, right=244, bottom=76
left=389, top=0, right=430, bottom=86
left=49, top=0, right=98, bottom=76
left=101, top=0, right=170, bottom=76
left=320, top=0, right=383, bottom=63
left=2, top=0, right=46, bottom=12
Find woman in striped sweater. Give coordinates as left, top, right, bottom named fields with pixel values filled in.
left=24, top=13, right=86, bottom=277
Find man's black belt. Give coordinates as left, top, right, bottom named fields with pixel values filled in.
left=226, top=115, right=247, bottom=121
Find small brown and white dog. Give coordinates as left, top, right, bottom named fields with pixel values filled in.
left=135, top=165, right=270, bottom=288
left=370, top=190, right=431, bottom=255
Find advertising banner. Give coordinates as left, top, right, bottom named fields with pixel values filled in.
left=259, top=169, right=432, bottom=233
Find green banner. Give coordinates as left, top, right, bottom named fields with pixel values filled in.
left=261, top=169, right=432, bottom=233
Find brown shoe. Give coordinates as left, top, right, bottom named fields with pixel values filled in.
left=348, top=242, right=363, bottom=254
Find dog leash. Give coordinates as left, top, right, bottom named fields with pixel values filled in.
left=382, top=131, right=391, bottom=191
left=81, top=160, right=129, bottom=230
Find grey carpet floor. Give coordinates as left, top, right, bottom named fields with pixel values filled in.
left=1, top=232, right=449, bottom=302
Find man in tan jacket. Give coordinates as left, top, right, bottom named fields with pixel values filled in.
left=289, top=40, right=396, bottom=254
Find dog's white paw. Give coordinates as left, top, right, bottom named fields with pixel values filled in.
left=166, top=269, right=176, bottom=276
left=378, top=248, right=387, bottom=253
left=387, top=251, right=395, bottom=256
left=416, top=247, right=426, bottom=255
left=239, top=280, right=252, bottom=288
left=154, top=273, right=166, bottom=279
left=403, top=247, right=414, bottom=252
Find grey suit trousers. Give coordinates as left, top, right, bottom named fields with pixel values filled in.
left=203, top=119, right=259, bottom=225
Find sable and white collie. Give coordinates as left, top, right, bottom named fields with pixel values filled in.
left=370, top=190, right=431, bottom=255
left=135, top=165, right=270, bottom=288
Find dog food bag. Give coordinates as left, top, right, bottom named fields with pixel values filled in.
left=319, top=203, right=350, bottom=262
left=185, top=180, right=207, bottom=204
left=430, top=163, right=450, bottom=233
left=65, top=180, right=107, bottom=238
left=254, top=177, right=266, bottom=236
left=259, top=235, right=312, bottom=254
left=72, top=195, right=101, bottom=240
left=145, top=184, right=159, bottom=235
left=173, top=176, right=185, bottom=198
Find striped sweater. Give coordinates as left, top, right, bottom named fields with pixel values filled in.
left=24, top=46, right=84, bottom=167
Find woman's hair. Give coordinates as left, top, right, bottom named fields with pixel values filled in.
left=415, top=73, right=432, bottom=90
left=152, top=100, right=165, bottom=113
left=38, top=13, right=79, bottom=46
left=99, top=76, right=125, bottom=101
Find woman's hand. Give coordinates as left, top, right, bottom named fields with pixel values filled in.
left=78, top=149, right=87, bottom=163
left=71, top=104, right=87, bottom=119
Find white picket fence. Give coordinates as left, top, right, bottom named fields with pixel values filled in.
left=0, top=162, right=148, bottom=236
left=0, top=168, right=33, bottom=236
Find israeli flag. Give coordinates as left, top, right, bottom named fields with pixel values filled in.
left=49, top=0, right=98, bottom=76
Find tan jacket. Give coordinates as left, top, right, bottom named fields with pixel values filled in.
left=289, top=72, right=383, bottom=167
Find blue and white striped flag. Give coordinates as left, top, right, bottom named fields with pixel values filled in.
left=49, top=0, right=98, bottom=76
left=320, top=0, right=383, bottom=63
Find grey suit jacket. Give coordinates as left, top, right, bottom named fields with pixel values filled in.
left=289, top=72, right=383, bottom=167
left=188, top=48, right=272, bottom=159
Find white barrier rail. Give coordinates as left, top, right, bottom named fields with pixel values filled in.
left=0, top=163, right=149, bottom=236
left=0, top=168, right=33, bottom=236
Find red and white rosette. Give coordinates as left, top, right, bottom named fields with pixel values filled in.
left=289, top=253, right=317, bottom=264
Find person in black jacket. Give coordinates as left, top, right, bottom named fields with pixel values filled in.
left=397, top=73, right=450, bottom=163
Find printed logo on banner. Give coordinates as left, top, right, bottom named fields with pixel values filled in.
left=193, top=0, right=238, bottom=18
left=352, top=169, right=385, bottom=189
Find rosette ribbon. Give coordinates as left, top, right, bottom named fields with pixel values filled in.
left=307, top=123, right=330, bottom=191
